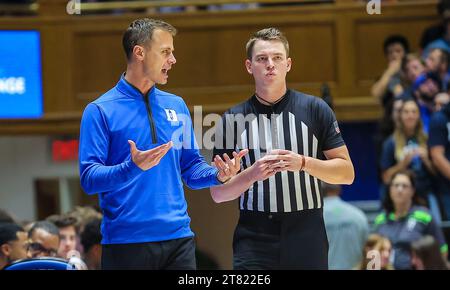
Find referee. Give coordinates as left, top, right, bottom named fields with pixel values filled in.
left=211, top=28, right=355, bottom=269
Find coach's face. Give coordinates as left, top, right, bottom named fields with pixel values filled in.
left=245, top=40, right=291, bottom=87
left=140, top=29, right=176, bottom=86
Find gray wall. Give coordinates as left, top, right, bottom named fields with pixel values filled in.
left=0, top=136, right=78, bottom=222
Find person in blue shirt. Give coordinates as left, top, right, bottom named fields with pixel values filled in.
left=411, top=73, right=442, bottom=133
left=424, top=48, right=450, bottom=91
left=422, top=17, right=450, bottom=60
left=78, top=18, right=245, bottom=270
left=429, top=101, right=450, bottom=220
left=322, top=182, right=369, bottom=270
left=380, top=98, right=436, bottom=205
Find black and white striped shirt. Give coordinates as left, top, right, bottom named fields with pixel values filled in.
left=213, top=89, right=345, bottom=213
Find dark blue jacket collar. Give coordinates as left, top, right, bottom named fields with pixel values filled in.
left=116, top=73, right=156, bottom=100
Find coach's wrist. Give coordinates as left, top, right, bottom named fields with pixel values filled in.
left=216, top=171, right=229, bottom=184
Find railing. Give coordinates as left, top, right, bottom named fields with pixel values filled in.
left=1, top=0, right=333, bottom=16
left=81, top=0, right=330, bottom=10
left=0, top=0, right=434, bottom=16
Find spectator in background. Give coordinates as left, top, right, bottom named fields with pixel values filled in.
left=207, top=3, right=259, bottom=11
left=376, top=53, right=424, bottom=159
left=357, top=234, right=393, bottom=270
left=323, top=182, right=369, bottom=270
left=67, top=206, right=102, bottom=234
left=22, top=221, right=35, bottom=234
left=399, top=53, right=426, bottom=101
left=376, top=54, right=424, bottom=160
left=373, top=35, right=410, bottom=188
left=0, top=223, right=28, bottom=270
left=391, top=97, right=405, bottom=130
left=429, top=100, right=450, bottom=220
left=375, top=97, right=405, bottom=200
left=420, top=0, right=450, bottom=51
left=27, top=221, right=60, bottom=258
left=411, top=235, right=449, bottom=270
left=435, top=91, right=450, bottom=111
left=425, top=48, right=450, bottom=91
left=80, top=218, right=102, bottom=270
left=371, top=35, right=409, bottom=108
left=374, top=170, right=448, bottom=270
left=67, top=206, right=102, bottom=254
left=412, top=72, right=442, bottom=132
left=380, top=98, right=436, bottom=208
left=50, top=215, right=78, bottom=260
left=423, top=16, right=450, bottom=59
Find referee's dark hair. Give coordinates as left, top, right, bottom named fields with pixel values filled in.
left=122, top=18, right=177, bottom=61
left=28, top=221, right=59, bottom=238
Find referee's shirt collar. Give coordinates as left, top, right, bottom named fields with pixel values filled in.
left=251, top=89, right=292, bottom=114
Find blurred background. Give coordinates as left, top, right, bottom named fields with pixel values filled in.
left=1, top=0, right=449, bottom=270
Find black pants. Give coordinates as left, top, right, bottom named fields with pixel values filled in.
left=233, top=209, right=329, bottom=270
left=101, top=237, right=196, bottom=270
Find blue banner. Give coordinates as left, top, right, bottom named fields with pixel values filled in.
left=0, top=31, right=42, bottom=118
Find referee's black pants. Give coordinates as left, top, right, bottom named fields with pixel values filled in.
left=233, top=209, right=329, bottom=270
left=101, top=237, right=196, bottom=270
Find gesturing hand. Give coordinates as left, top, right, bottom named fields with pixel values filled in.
left=214, top=149, right=249, bottom=183
left=247, top=154, right=281, bottom=182
left=128, top=140, right=173, bottom=171
left=268, top=149, right=305, bottom=172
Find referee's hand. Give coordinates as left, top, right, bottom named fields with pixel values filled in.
left=247, top=154, right=280, bottom=182
left=128, top=140, right=173, bottom=171
left=268, top=149, right=305, bottom=172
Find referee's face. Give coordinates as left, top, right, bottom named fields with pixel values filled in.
left=246, top=40, right=291, bottom=87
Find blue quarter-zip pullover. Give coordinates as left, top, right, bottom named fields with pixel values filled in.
left=79, top=75, right=220, bottom=244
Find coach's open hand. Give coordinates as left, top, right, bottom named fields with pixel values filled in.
left=128, top=140, right=173, bottom=171
left=214, top=149, right=249, bottom=183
